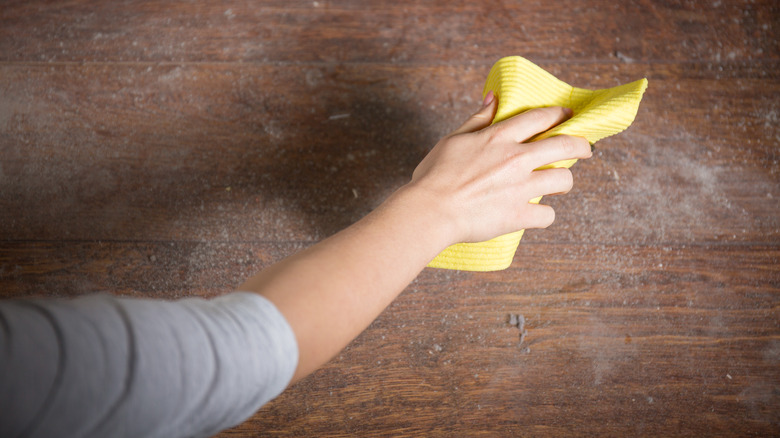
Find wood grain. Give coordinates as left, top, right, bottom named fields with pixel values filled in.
left=1, top=0, right=778, bottom=436
left=2, top=62, right=777, bottom=244
left=0, top=239, right=777, bottom=435
left=1, top=0, right=777, bottom=64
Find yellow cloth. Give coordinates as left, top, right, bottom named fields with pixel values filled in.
left=427, top=56, right=648, bottom=271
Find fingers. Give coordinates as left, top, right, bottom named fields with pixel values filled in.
left=522, top=134, right=592, bottom=170
left=450, top=91, right=498, bottom=136
left=524, top=204, right=556, bottom=229
left=529, top=167, right=575, bottom=196
left=486, top=106, right=573, bottom=143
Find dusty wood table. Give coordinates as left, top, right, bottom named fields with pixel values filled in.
left=1, top=0, right=778, bottom=436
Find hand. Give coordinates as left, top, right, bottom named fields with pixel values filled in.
left=408, top=92, right=593, bottom=245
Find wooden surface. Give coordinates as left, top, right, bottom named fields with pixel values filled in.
left=1, top=0, right=778, bottom=436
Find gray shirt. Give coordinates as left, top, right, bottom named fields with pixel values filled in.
left=0, top=292, right=299, bottom=438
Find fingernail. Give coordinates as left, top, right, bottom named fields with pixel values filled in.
left=482, top=91, right=495, bottom=108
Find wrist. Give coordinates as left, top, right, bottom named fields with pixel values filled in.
left=382, top=182, right=461, bottom=253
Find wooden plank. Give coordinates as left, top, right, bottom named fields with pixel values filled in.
left=4, top=240, right=775, bottom=299
left=250, top=244, right=779, bottom=436
left=0, top=240, right=300, bottom=299
left=1, top=62, right=778, bottom=245
left=1, top=240, right=777, bottom=435
left=0, top=0, right=776, bottom=64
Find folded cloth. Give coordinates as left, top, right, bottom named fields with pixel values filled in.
left=427, top=56, right=648, bottom=271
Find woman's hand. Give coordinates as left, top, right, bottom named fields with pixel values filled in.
left=408, top=92, right=593, bottom=245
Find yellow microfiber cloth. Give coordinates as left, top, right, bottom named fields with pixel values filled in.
left=427, top=56, right=648, bottom=271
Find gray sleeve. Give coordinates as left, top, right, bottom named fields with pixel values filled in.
left=0, top=292, right=299, bottom=438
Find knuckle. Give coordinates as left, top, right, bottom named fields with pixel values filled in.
left=564, top=135, right=590, bottom=155
left=558, top=135, right=577, bottom=156
left=470, top=112, right=489, bottom=124
left=484, top=124, right=505, bottom=144
left=509, top=148, right=533, bottom=170
left=524, top=108, right=549, bottom=126
left=562, top=168, right=574, bottom=189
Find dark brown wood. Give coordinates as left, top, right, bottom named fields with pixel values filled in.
left=2, top=62, right=777, bottom=244
left=1, top=240, right=777, bottom=435
left=1, top=0, right=778, bottom=436
left=0, top=0, right=777, bottom=64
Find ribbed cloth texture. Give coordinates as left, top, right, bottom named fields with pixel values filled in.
left=428, top=56, right=648, bottom=271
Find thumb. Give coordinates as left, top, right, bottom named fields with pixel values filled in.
left=451, top=91, right=497, bottom=136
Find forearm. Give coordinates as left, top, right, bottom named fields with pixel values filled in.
left=239, top=185, right=453, bottom=382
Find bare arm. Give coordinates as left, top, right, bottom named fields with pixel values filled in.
left=239, top=93, right=593, bottom=383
